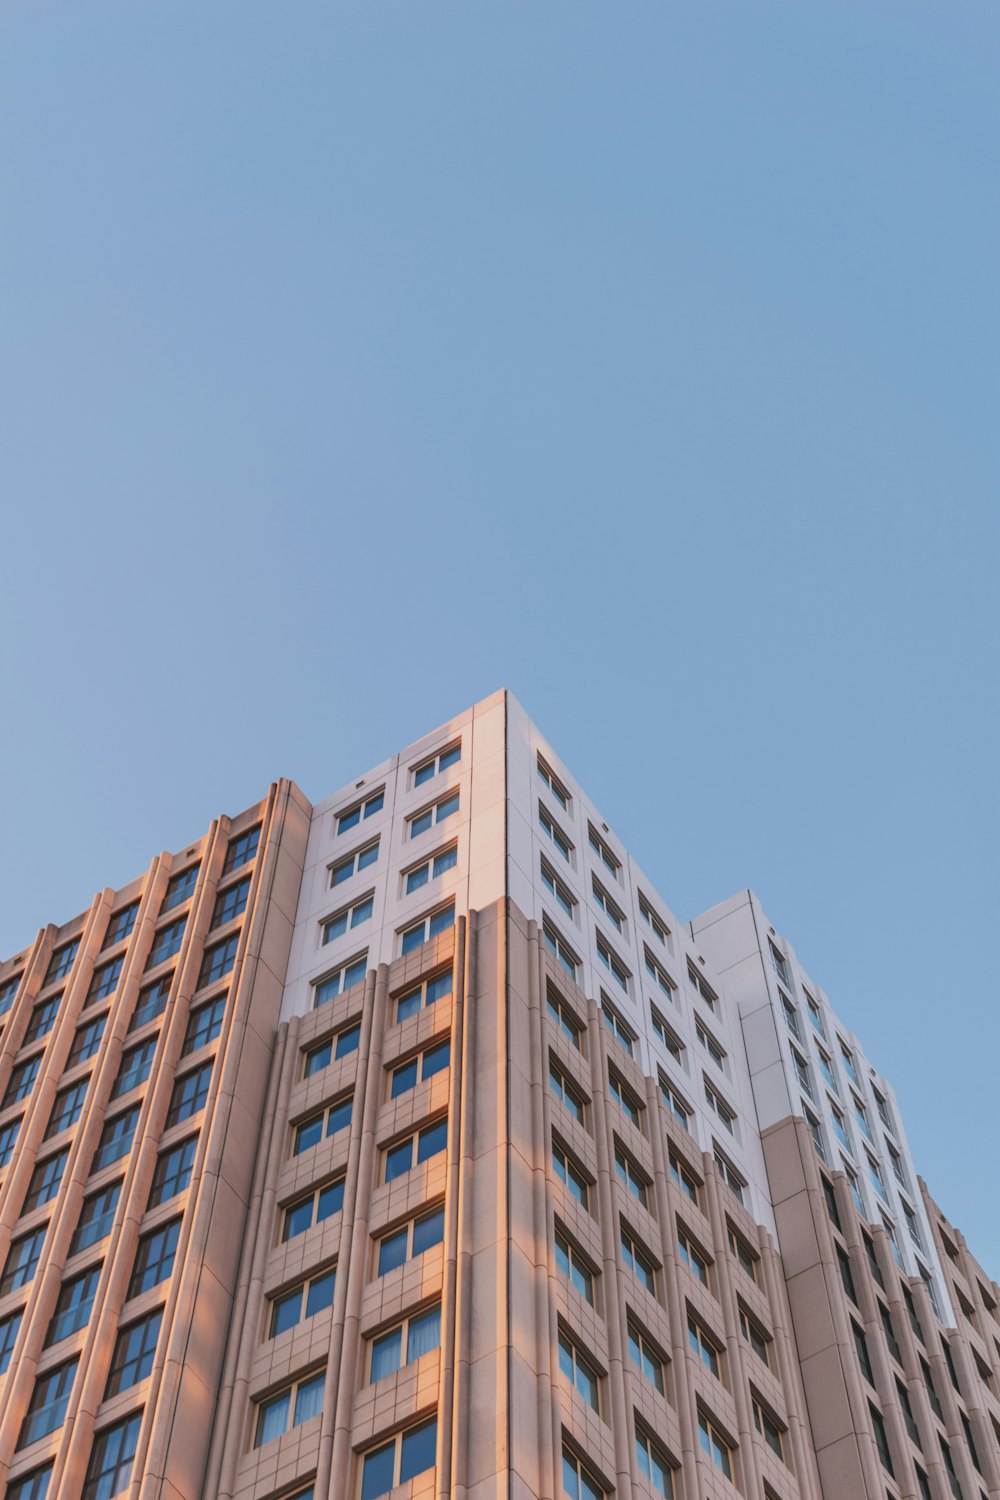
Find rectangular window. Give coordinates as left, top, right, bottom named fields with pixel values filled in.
left=145, top=919, right=186, bottom=971
left=696, top=1022, right=725, bottom=1069
left=93, top=1107, right=140, bottom=1171
left=714, top=1148, right=745, bottom=1203
left=44, top=941, right=79, bottom=985
left=678, top=1228, right=710, bottom=1286
left=269, top=1266, right=337, bottom=1337
left=669, top=1149, right=700, bottom=1203
left=651, top=1009, right=683, bottom=1060
left=18, top=1358, right=78, bottom=1448
left=282, top=1178, right=346, bottom=1241
left=782, top=996, right=802, bottom=1039
left=840, top=1043, right=860, bottom=1087
left=558, top=1327, right=600, bottom=1411
left=0, top=1119, right=18, bottom=1167
left=337, top=792, right=384, bottom=837
left=552, top=1140, right=589, bottom=1208
left=400, top=902, right=455, bottom=956
left=538, top=804, right=572, bottom=861
left=148, top=1137, right=197, bottom=1208
left=408, top=791, right=458, bottom=839
left=537, top=756, right=570, bottom=809
left=165, top=1062, right=212, bottom=1128
left=303, top=1021, right=361, bottom=1079
left=376, top=1204, right=445, bottom=1277
left=254, top=1369, right=326, bottom=1446
left=395, top=969, right=452, bottom=1025
left=24, top=1150, right=69, bottom=1213
left=688, top=1316, right=721, bottom=1378
left=0, top=1310, right=22, bottom=1371
left=360, top=1417, right=437, bottom=1500
left=543, top=919, right=578, bottom=979
left=330, top=839, right=379, bottom=888
left=1, top=1228, right=47, bottom=1296
left=592, top=876, right=625, bottom=932
left=130, top=976, right=171, bottom=1032
left=104, top=903, right=139, bottom=947
left=807, top=1102, right=825, bottom=1154
left=4, top=1057, right=41, bottom=1108
left=659, top=1074, right=690, bottom=1130
left=596, top=934, right=630, bottom=991
left=555, top=1226, right=594, bottom=1304
left=384, top=1119, right=448, bottom=1183
left=370, top=1304, right=442, bottom=1382
left=163, top=864, right=199, bottom=912
left=740, top=1306, right=771, bottom=1366
left=751, top=1395, right=785, bottom=1461
left=636, top=1427, right=675, bottom=1498
left=414, top=742, right=461, bottom=787
left=704, top=1081, right=736, bottom=1133
left=0, top=974, right=22, bottom=1018
left=211, top=876, right=250, bottom=929
left=67, top=1016, right=106, bottom=1070
left=546, top=987, right=582, bottom=1049
left=312, top=953, right=367, bottom=1007
left=182, top=996, right=225, bottom=1056
left=728, top=1224, right=759, bottom=1283
left=82, top=1413, right=142, bottom=1500
left=601, top=999, right=635, bottom=1056
left=687, top=963, right=718, bottom=1011
left=541, top=858, right=576, bottom=918
left=111, top=1038, right=156, bottom=1099
left=128, top=1220, right=181, bottom=1297
left=223, top=826, right=261, bottom=873
left=405, top=844, right=458, bottom=895
left=853, top=1321, right=874, bottom=1384
left=8, top=1467, right=54, bottom=1500
left=293, top=1095, right=353, bottom=1155
left=837, top=1246, right=858, bottom=1305
left=621, top=1223, right=656, bottom=1294
left=549, top=1059, right=586, bottom=1125
left=628, top=1320, right=666, bottom=1393
left=588, top=825, right=620, bottom=877
left=25, top=995, right=61, bottom=1041
left=197, top=934, right=238, bottom=989
left=391, top=1039, right=451, bottom=1100
left=645, top=949, right=674, bottom=1002
left=45, top=1080, right=87, bottom=1134
left=698, top=1411, right=734, bottom=1480
left=322, top=893, right=375, bottom=946
left=609, top=1071, right=643, bottom=1130
left=768, top=941, right=789, bottom=988
left=105, top=1309, right=162, bottom=1397
left=561, top=1446, right=604, bottom=1500
left=87, top=957, right=123, bottom=1005
left=804, top=990, right=824, bottom=1036
left=71, top=1182, right=121, bottom=1254
left=638, top=895, right=668, bottom=944
left=870, top=1403, right=894, bottom=1476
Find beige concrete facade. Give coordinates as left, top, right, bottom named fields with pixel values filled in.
left=0, top=690, right=995, bottom=1500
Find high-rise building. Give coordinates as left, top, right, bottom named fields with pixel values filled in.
left=0, top=689, right=994, bottom=1500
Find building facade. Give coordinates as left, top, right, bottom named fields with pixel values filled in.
left=0, top=690, right=995, bottom=1500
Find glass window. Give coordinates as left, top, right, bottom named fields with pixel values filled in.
left=376, top=1205, right=444, bottom=1277
left=330, top=840, right=379, bottom=888
left=82, top=1414, right=142, bottom=1500
left=360, top=1418, right=437, bottom=1500
left=562, top=1446, right=603, bottom=1500
left=103, top=904, right=139, bottom=947
left=552, top=1142, right=589, bottom=1207
left=198, top=936, right=238, bottom=990
left=400, top=902, right=455, bottom=956
left=555, top=1227, right=594, bottom=1304
left=148, top=1137, right=198, bottom=1209
left=223, top=826, right=260, bottom=873
left=752, top=1397, right=785, bottom=1460
left=7, top=1468, right=53, bottom=1500
left=312, top=954, right=368, bottom=1008
left=621, top=1226, right=655, bottom=1294
left=592, top=877, right=624, bottom=932
left=111, top=1038, right=156, bottom=1099
left=282, top=1179, right=345, bottom=1242
left=25, top=996, right=61, bottom=1041
left=0, top=1310, right=22, bottom=1371
left=688, top=1316, right=721, bottom=1377
left=370, top=1304, right=441, bottom=1382
left=385, top=1119, right=448, bottom=1182
left=406, top=843, right=458, bottom=895
left=1, top=1228, right=47, bottom=1296
left=67, top=1017, right=106, bottom=1070
left=0, top=1118, right=18, bottom=1167
left=105, top=1310, right=162, bottom=1396
left=628, top=1322, right=665, bottom=1393
left=18, top=1358, right=78, bottom=1448
left=636, top=1430, right=674, bottom=1498
left=71, top=1182, right=121, bottom=1254
left=254, top=1370, right=325, bottom=1445
left=166, top=1062, right=212, bottom=1128
left=587, top=825, right=620, bottom=877
left=538, top=803, right=574, bottom=862
left=392, top=1040, right=451, bottom=1099
left=269, top=1267, right=337, bottom=1337
left=537, top=756, right=569, bottom=809
left=24, top=1150, right=69, bottom=1213
left=130, top=977, right=171, bottom=1032
left=546, top=988, right=582, bottom=1049
left=93, top=1107, right=140, bottom=1171
left=414, top=742, right=461, bottom=786
left=669, top=1150, right=700, bottom=1203
left=3, top=1057, right=41, bottom=1109
left=646, top=950, right=675, bottom=1001
left=128, top=1221, right=181, bottom=1297
left=614, top=1145, right=647, bottom=1206
left=211, top=876, right=250, bottom=929
left=46, top=1080, right=88, bottom=1139
left=638, top=896, right=668, bottom=943
left=540, top=858, right=576, bottom=917
left=145, top=919, right=186, bottom=971
left=162, top=864, right=199, bottom=912
left=595, top=934, right=629, bottom=991
left=182, top=996, right=225, bottom=1055
left=44, top=941, right=79, bottom=985
left=727, top=1224, right=759, bottom=1283
left=0, top=973, right=22, bottom=1016
left=696, top=1022, right=726, bottom=1069
left=293, top=1095, right=352, bottom=1155
left=336, top=792, right=384, bottom=835
left=322, top=893, right=375, bottom=946
left=558, top=1329, right=600, bottom=1410
left=549, top=1060, right=586, bottom=1125
left=659, top=1073, right=690, bottom=1130
left=678, top=1229, right=710, bottom=1287
left=697, top=1412, right=733, bottom=1480
left=601, top=1000, right=634, bottom=1056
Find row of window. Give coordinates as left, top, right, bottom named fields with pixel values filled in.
left=7, top=1410, right=141, bottom=1500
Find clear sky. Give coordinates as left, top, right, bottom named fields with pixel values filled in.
left=2, top=3, right=997, bottom=1263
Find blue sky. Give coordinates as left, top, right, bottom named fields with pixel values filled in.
left=2, top=2, right=997, bottom=1262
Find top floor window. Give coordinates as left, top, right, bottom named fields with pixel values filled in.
left=537, top=756, right=570, bottom=810
left=588, top=825, right=620, bottom=878
left=162, top=864, right=199, bottom=912
left=337, top=792, right=384, bottom=836
left=103, top=903, right=139, bottom=948
left=414, top=742, right=460, bottom=787
left=805, top=993, right=825, bottom=1037
left=768, top=942, right=789, bottom=988
left=0, top=973, right=21, bottom=1016
left=45, top=941, right=79, bottom=985
left=223, top=825, right=260, bottom=873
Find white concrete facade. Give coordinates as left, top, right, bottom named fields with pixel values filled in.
left=279, top=686, right=947, bottom=1311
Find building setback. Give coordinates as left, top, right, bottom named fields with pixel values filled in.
left=0, top=689, right=995, bottom=1500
